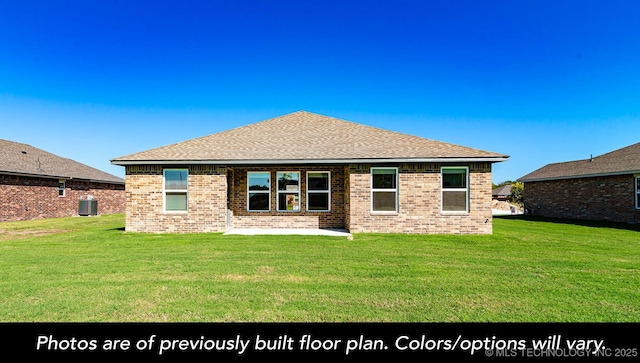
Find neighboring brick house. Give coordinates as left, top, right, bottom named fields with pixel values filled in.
left=110, top=111, right=509, bottom=234
left=0, top=139, right=125, bottom=222
left=492, top=184, right=511, bottom=201
left=518, top=142, right=640, bottom=224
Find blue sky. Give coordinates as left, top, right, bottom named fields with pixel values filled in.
left=1, top=0, right=638, bottom=183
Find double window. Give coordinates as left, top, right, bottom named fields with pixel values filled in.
left=248, top=172, right=271, bottom=211
left=277, top=172, right=300, bottom=211
left=307, top=172, right=330, bottom=211
left=442, top=167, right=469, bottom=212
left=371, top=167, right=398, bottom=212
left=164, top=169, right=188, bottom=212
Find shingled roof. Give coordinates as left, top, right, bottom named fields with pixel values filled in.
left=111, top=111, right=508, bottom=165
left=518, top=142, right=640, bottom=182
left=0, top=139, right=124, bottom=184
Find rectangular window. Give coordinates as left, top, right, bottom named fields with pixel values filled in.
left=164, top=169, right=188, bottom=212
left=636, top=176, right=640, bottom=209
left=371, top=167, right=398, bottom=212
left=248, top=172, right=270, bottom=211
left=307, top=171, right=330, bottom=211
left=442, top=167, right=469, bottom=212
left=277, top=172, right=300, bottom=211
left=58, top=180, right=66, bottom=197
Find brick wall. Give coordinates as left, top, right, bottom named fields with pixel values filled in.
left=125, top=165, right=227, bottom=233
left=523, top=174, right=640, bottom=224
left=230, top=166, right=347, bottom=229
left=124, top=162, right=494, bottom=234
left=347, top=163, right=493, bottom=234
left=0, top=174, right=125, bottom=222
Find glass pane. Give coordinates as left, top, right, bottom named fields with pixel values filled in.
left=308, top=172, right=329, bottom=191
left=372, top=191, right=396, bottom=211
left=248, top=173, right=270, bottom=191
left=248, top=192, right=269, bottom=211
left=442, top=170, right=467, bottom=188
left=278, top=193, right=300, bottom=211
left=372, top=169, right=396, bottom=189
left=165, top=169, right=188, bottom=190
left=277, top=172, right=299, bottom=191
left=443, top=190, right=467, bottom=211
left=308, top=193, right=329, bottom=211
left=166, top=192, right=187, bottom=211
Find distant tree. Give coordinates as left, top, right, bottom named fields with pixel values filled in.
left=509, top=182, right=524, bottom=206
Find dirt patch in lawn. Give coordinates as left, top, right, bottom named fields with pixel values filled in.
left=0, top=229, right=68, bottom=241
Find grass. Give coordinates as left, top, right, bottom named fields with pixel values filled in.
left=0, top=214, right=638, bottom=322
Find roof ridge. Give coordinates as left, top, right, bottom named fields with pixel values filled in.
left=111, top=111, right=509, bottom=164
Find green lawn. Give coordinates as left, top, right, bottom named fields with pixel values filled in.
left=0, top=214, right=638, bottom=322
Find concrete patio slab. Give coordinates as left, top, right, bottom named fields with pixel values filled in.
left=224, top=228, right=352, bottom=237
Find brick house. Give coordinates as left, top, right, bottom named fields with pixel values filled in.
left=0, top=139, right=125, bottom=222
left=518, top=142, right=640, bottom=224
left=110, top=111, right=509, bottom=234
left=492, top=184, right=511, bottom=201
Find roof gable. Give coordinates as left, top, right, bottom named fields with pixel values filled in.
left=492, top=184, right=511, bottom=196
left=518, top=142, right=640, bottom=182
left=111, top=111, right=508, bottom=164
left=0, top=139, right=124, bottom=184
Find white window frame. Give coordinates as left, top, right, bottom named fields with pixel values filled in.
left=163, top=168, right=188, bottom=213
left=58, top=179, right=66, bottom=197
left=247, top=171, right=271, bottom=212
left=441, top=166, right=469, bottom=213
left=635, top=175, right=640, bottom=210
left=277, top=171, right=301, bottom=212
left=371, top=167, right=398, bottom=213
left=307, top=171, right=331, bottom=212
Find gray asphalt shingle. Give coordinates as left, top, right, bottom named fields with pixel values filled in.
left=519, top=142, right=640, bottom=182
left=111, top=111, right=508, bottom=164
left=1, top=139, right=124, bottom=184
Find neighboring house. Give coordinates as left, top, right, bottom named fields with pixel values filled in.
left=492, top=184, right=511, bottom=201
left=0, top=139, right=125, bottom=222
left=110, top=111, right=509, bottom=234
left=518, top=142, right=640, bottom=224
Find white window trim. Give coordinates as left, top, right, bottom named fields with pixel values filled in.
left=277, top=171, right=301, bottom=212
left=441, top=166, right=469, bottom=214
left=163, top=168, right=188, bottom=213
left=247, top=171, right=271, bottom=212
left=635, top=175, right=640, bottom=210
left=58, top=179, right=66, bottom=197
left=307, top=171, right=331, bottom=212
left=370, top=167, right=398, bottom=213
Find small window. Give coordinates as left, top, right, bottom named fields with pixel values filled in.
left=164, top=169, right=188, bottom=212
left=636, top=176, right=640, bottom=210
left=248, top=172, right=270, bottom=211
left=58, top=180, right=66, bottom=197
left=442, top=167, right=469, bottom=212
left=371, top=167, right=398, bottom=212
left=277, top=172, right=300, bottom=211
left=307, top=171, right=330, bottom=212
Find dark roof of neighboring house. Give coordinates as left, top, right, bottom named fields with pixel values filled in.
left=492, top=184, right=511, bottom=197
left=0, top=139, right=124, bottom=184
left=518, top=142, right=640, bottom=182
left=111, top=111, right=509, bottom=165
